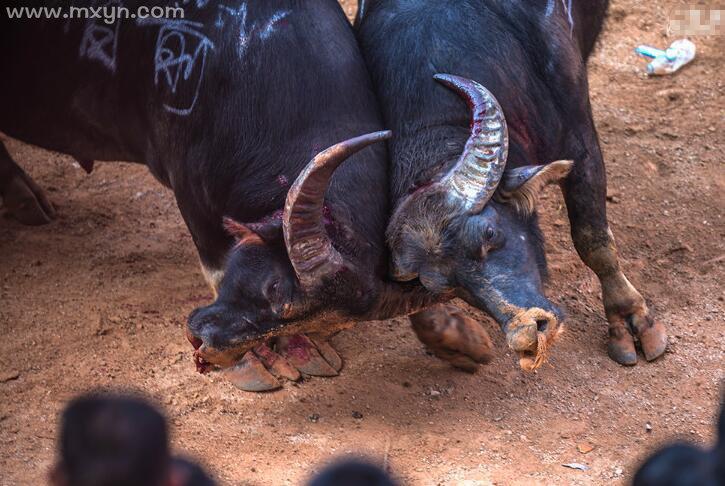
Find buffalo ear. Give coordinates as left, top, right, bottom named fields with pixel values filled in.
left=247, top=219, right=283, bottom=242
left=495, top=160, right=573, bottom=215
left=223, top=217, right=265, bottom=246
left=223, top=216, right=284, bottom=246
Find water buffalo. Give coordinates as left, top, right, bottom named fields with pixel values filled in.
left=3, top=0, right=497, bottom=391
left=4, top=0, right=483, bottom=390
left=356, top=0, right=667, bottom=368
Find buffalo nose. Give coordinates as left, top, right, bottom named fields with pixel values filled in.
left=186, top=328, right=203, bottom=350
left=505, top=307, right=560, bottom=353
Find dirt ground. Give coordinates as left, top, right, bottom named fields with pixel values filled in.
left=1, top=1, right=723, bottom=484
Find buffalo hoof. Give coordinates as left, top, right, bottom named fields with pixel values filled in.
left=221, top=334, right=342, bottom=392
left=639, top=319, right=668, bottom=362
left=607, top=321, right=638, bottom=366
left=606, top=299, right=667, bottom=366
left=1, top=172, right=56, bottom=225
left=223, top=351, right=282, bottom=392
left=277, top=334, right=340, bottom=377
left=410, top=304, right=494, bottom=372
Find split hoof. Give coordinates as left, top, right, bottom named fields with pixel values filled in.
left=602, top=272, right=667, bottom=365
left=277, top=335, right=339, bottom=377
left=223, top=351, right=281, bottom=392
left=607, top=324, right=638, bottom=366
left=636, top=317, right=668, bottom=362
left=253, top=343, right=301, bottom=381
left=309, top=336, right=343, bottom=373
left=607, top=309, right=667, bottom=365
left=219, top=334, right=344, bottom=392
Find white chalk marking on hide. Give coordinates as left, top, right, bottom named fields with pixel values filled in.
left=258, top=10, right=291, bottom=41
left=137, top=17, right=215, bottom=116
left=545, top=0, right=555, bottom=17
left=78, top=0, right=123, bottom=73
left=560, top=0, right=575, bottom=36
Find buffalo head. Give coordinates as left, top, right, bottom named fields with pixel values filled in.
left=186, top=131, right=397, bottom=371
left=386, top=74, right=572, bottom=370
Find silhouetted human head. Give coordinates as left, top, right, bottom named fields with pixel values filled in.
left=51, top=394, right=216, bottom=486
left=309, top=459, right=397, bottom=486
left=633, top=399, right=725, bottom=486
left=632, top=444, right=718, bottom=486
left=169, top=458, right=216, bottom=486
left=52, top=394, right=170, bottom=486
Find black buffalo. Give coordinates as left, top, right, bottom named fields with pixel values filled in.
left=1, top=0, right=457, bottom=391
left=355, top=0, right=667, bottom=368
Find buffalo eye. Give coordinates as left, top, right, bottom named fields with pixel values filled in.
left=264, top=279, right=280, bottom=301
left=479, top=226, right=504, bottom=258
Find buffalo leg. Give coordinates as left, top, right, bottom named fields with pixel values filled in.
left=410, top=304, right=494, bottom=372
left=563, top=143, right=667, bottom=365
left=0, top=141, right=56, bottom=225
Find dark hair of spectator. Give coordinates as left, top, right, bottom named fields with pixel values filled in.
left=58, top=394, right=169, bottom=486
left=308, top=459, right=397, bottom=486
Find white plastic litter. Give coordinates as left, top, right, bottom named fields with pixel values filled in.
left=635, top=39, right=696, bottom=75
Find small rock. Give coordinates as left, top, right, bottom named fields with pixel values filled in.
left=624, top=126, right=641, bottom=137
left=656, top=88, right=685, bottom=102
left=308, top=413, right=320, bottom=423
left=577, top=443, right=595, bottom=454
left=429, top=389, right=441, bottom=397
left=614, top=467, right=624, bottom=477
left=660, top=131, right=679, bottom=140
left=562, top=463, right=589, bottom=471
left=666, top=244, right=693, bottom=255
left=645, top=422, right=653, bottom=432
left=0, top=371, right=20, bottom=383
left=352, top=411, right=363, bottom=420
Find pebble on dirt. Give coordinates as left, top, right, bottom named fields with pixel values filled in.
left=0, top=371, right=20, bottom=383
left=577, top=443, right=595, bottom=454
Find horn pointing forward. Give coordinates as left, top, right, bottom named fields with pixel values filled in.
left=283, top=131, right=392, bottom=292
left=434, top=74, right=509, bottom=214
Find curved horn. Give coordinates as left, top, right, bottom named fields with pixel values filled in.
left=434, top=74, right=509, bottom=214
left=283, top=131, right=392, bottom=291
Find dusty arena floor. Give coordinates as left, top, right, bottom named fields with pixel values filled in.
left=1, top=1, right=723, bottom=484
